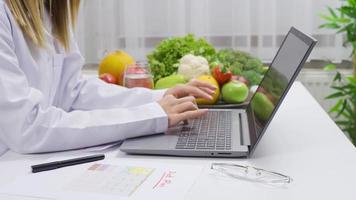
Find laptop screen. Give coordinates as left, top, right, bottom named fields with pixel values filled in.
left=249, top=27, right=316, bottom=146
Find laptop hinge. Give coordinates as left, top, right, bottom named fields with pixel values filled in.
left=239, top=111, right=251, bottom=146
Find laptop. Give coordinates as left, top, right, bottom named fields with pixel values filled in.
left=120, top=27, right=317, bottom=157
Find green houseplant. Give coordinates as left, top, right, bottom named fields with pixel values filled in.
left=320, top=0, right=356, bottom=145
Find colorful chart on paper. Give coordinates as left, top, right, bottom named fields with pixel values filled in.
left=64, top=163, right=154, bottom=197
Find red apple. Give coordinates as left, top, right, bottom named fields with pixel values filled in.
left=231, top=75, right=249, bottom=86
left=99, top=73, right=117, bottom=84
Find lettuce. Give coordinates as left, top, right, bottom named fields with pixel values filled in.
left=147, top=34, right=216, bottom=83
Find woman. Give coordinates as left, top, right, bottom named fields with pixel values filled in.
left=0, top=0, right=215, bottom=155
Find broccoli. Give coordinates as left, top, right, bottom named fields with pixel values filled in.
left=215, top=49, right=265, bottom=86
left=242, top=70, right=262, bottom=86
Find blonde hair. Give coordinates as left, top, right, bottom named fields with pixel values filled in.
left=6, top=0, right=81, bottom=50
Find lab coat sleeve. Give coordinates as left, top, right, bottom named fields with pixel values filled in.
left=55, top=34, right=166, bottom=111
left=0, top=10, right=168, bottom=154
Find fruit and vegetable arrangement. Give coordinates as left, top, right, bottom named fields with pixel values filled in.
left=98, top=50, right=135, bottom=85
left=97, top=34, right=268, bottom=106
left=147, top=34, right=216, bottom=83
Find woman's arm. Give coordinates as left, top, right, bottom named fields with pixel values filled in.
left=55, top=34, right=166, bottom=111
left=0, top=9, right=168, bottom=154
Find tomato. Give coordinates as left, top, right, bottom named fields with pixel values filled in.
left=98, top=50, right=135, bottom=86
left=99, top=73, right=117, bottom=84
left=212, top=65, right=232, bottom=85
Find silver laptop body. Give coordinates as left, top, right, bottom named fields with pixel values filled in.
left=120, top=27, right=317, bottom=158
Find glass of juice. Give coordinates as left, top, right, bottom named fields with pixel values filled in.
left=123, top=62, right=154, bottom=89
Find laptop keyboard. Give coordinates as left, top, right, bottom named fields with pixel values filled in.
left=175, top=111, right=232, bottom=150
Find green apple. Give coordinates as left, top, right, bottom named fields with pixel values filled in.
left=155, top=74, right=186, bottom=89
left=222, top=80, right=249, bottom=103
left=251, top=92, right=275, bottom=121
left=262, top=66, right=269, bottom=74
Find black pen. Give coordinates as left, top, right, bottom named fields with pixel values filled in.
left=31, top=154, right=105, bottom=173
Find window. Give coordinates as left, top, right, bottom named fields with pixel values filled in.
left=76, top=0, right=349, bottom=64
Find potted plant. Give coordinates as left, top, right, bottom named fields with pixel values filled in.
left=319, top=0, right=356, bottom=145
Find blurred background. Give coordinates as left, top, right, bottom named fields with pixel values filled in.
left=76, top=0, right=355, bottom=143
left=76, top=0, right=351, bottom=62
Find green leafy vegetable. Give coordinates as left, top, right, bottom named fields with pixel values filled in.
left=147, top=34, right=216, bottom=82
left=241, top=70, right=262, bottom=87
left=147, top=35, right=266, bottom=86
left=214, top=49, right=266, bottom=85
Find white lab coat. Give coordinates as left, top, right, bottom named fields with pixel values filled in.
left=0, top=1, right=168, bottom=156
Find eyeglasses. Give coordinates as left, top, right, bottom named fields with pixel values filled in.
left=211, top=163, right=293, bottom=185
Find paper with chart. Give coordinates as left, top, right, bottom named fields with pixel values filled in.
left=64, top=163, right=154, bottom=196
left=0, top=159, right=203, bottom=200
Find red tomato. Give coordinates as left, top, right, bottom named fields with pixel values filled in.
left=212, top=65, right=232, bottom=85
left=99, top=73, right=118, bottom=84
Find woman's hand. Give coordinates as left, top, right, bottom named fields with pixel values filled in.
left=158, top=79, right=215, bottom=127
left=158, top=95, right=208, bottom=127
left=164, top=79, right=217, bottom=100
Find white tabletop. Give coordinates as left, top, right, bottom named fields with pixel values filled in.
left=0, top=82, right=355, bottom=200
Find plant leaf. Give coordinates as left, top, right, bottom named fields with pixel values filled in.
left=324, top=64, right=336, bottom=71
left=327, top=6, right=338, bottom=18
left=331, top=85, right=346, bottom=91
left=336, top=120, right=351, bottom=126
left=336, top=23, right=353, bottom=34
left=319, top=14, right=336, bottom=22
left=336, top=99, right=348, bottom=117
left=319, top=23, right=341, bottom=29
left=326, top=92, right=345, bottom=99
left=329, top=99, right=343, bottom=113
left=348, top=0, right=356, bottom=7
left=335, top=17, right=351, bottom=24
left=338, top=6, right=356, bottom=18
left=333, top=72, right=342, bottom=82
left=343, top=127, right=356, bottom=134
left=344, top=102, right=354, bottom=117
left=346, top=76, right=356, bottom=85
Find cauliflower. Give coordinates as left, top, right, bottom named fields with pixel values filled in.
left=177, top=54, right=210, bottom=80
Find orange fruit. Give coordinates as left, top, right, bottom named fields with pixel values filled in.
left=98, top=50, right=135, bottom=85
left=195, top=75, right=220, bottom=105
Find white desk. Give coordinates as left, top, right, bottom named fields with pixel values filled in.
left=0, top=82, right=355, bottom=200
